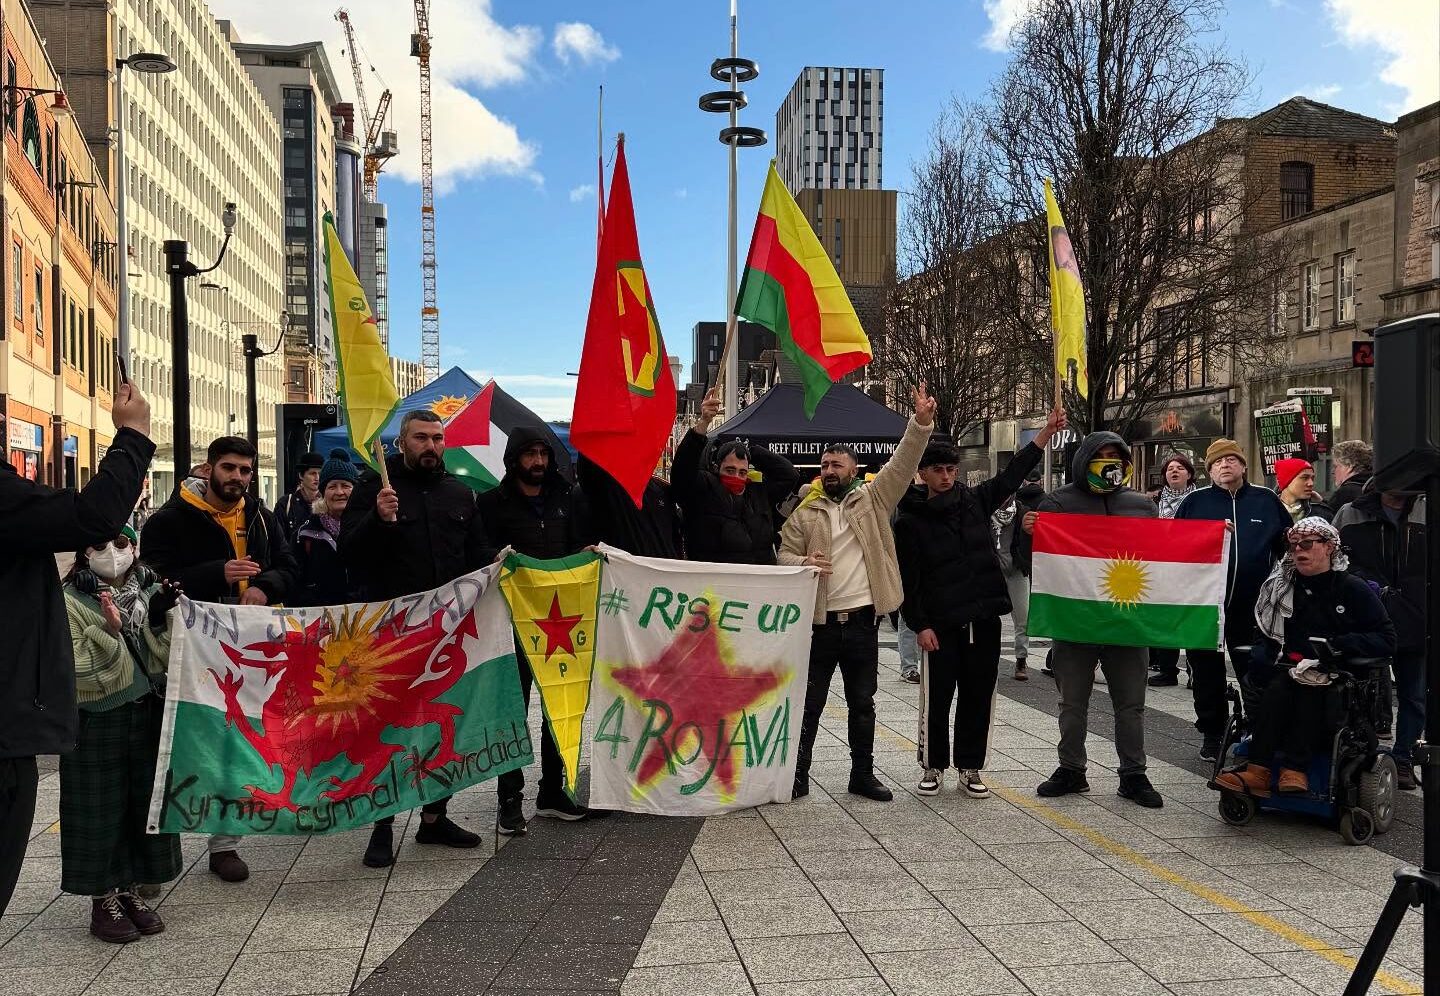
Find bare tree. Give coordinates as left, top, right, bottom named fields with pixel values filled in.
left=983, top=0, right=1293, bottom=434
left=880, top=101, right=1012, bottom=439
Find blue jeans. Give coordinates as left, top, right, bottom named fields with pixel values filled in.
left=898, top=618, right=919, bottom=677
left=1391, top=651, right=1425, bottom=765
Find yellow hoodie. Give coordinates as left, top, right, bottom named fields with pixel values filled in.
left=179, top=482, right=249, bottom=592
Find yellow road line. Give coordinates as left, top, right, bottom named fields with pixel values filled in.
left=993, top=785, right=1420, bottom=995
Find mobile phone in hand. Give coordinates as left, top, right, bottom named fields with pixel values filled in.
left=115, top=346, right=130, bottom=385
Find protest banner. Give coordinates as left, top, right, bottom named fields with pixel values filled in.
left=1253, top=399, right=1310, bottom=475
left=148, top=567, right=530, bottom=836
left=587, top=547, right=817, bottom=815
left=1286, top=386, right=1333, bottom=455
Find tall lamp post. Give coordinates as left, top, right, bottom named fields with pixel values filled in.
left=199, top=282, right=232, bottom=427
left=114, top=51, right=176, bottom=364
left=165, top=202, right=237, bottom=491
left=241, top=310, right=290, bottom=498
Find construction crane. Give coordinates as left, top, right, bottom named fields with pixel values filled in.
left=412, top=0, right=440, bottom=383
left=335, top=9, right=397, bottom=201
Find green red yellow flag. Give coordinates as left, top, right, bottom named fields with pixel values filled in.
left=323, top=213, right=400, bottom=469
left=498, top=551, right=602, bottom=799
left=1045, top=179, right=1089, bottom=400
left=735, top=163, right=871, bottom=418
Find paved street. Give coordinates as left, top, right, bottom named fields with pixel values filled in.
left=3, top=624, right=1427, bottom=995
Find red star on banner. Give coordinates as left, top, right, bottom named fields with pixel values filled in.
left=610, top=618, right=780, bottom=793
left=533, top=593, right=583, bottom=659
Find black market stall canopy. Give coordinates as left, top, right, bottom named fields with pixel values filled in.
left=713, top=383, right=909, bottom=471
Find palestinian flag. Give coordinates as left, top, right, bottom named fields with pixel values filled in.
left=441, top=381, right=507, bottom=492
left=1028, top=514, right=1228, bottom=651
left=735, top=163, right=872, bottom=417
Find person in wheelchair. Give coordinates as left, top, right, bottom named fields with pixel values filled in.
left=1216, top=517, right=1395, bottom=796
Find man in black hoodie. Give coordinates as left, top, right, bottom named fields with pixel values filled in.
left=341, top=410, right=493, bottom=866
left=576, top=455, right=683, bottom=558
left=1, top=382, right=154, bottom=916
left=478, top=427, right=595, bottom=833
left=894, top=408, right=1061, bottom=799
left=1022, top=432, right=1164, bottom=809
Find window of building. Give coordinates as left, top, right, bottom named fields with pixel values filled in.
left=21, top=100, right=41, bottom=172
left=1302, top=261, right=1320, bottom=330
left=1280, top=161, right=1314, bottom=220
left=33, top=268, right=44, bottom=337
left=1336, top=250, right=1356, bottom=323
left=12, top=243, right=21, bottom=322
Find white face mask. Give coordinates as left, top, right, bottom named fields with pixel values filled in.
left=88, top=545, right=135, bottom=581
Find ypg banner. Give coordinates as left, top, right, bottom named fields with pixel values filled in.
left=588, top=547, right=818, bottom=815
left=499, top=551, right=602, bottom=798
left=148, top=568, right=531, bottom=835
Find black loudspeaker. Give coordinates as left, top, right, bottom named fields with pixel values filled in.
left=1373, top=313, right=1440, bottom=492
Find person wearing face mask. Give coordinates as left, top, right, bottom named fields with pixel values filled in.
left=780, top=383, right=936, bottom=802
left=60, top=529, right=184, bottom=942
left=1020, top=432, right=1164, bottom=808
left=341, top=408, right=496, bottom=866
left=1216, top=518, right=1394, bottom=798
left=671, top=389, right=800, bottom=564
left=1174, top=439, right=1291, bottom=763
left=294, top=450, right=362, bottom=606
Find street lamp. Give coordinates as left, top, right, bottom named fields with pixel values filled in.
left=200, top=282, right=233, bottom=426
left=165, top=201, right=237, bottom=491
left=242, top=309, right=290, bottom=496
left=114, top=51, right=176, bottom=364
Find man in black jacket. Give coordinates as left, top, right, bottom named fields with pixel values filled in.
left=272, top=451, right=323, bottom=540
left=340, top=409, right=492, bottom=866
left=478, top=427, right=595, bottom=832
left=141, top=436, right=301, bottom=883
left=671, top=391, right=799, bottom=564
left=0, top=383, right=153, bottom=916
left=576, top=454, right=683, bottom=559
left=895, top=409, right=1060, bottom=799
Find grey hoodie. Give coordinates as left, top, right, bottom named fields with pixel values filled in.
left=1036, top=432, right=1157, bottom=519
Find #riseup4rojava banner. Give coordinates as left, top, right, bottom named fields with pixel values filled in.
left=147, top=567, right=531, bottom=835
left=587, top=547, right=818, bottom=816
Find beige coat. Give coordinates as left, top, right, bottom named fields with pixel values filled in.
left=778, top=417, right=932, bottom=622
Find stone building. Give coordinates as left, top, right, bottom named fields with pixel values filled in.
left=1381, top=102, right=1440, bottom=323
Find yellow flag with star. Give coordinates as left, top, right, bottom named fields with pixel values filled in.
left=499, top=551, right=602, bottom=798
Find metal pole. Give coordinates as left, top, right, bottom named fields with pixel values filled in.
left=224, top=295, right=233, bottom=426
left=163, top=240, right=191, bottom=490
left=722, top=1, right=740, bottom=419
left=243, top=332, right=259, bottom=452
left=114, top=65, right=131, bottom=363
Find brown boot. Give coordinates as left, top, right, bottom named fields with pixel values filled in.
left=1216, top=764, right=1271, bottom=797
left=1277, top=768, right=1309, bottom=794
left=119, top=891, right=165, bottom=935
left=208, top=850, right=249, bottom=882
left=90, top=893, right=141, bottom=944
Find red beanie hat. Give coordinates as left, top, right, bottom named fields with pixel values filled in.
left=1274, top=457, right=1312, bottom=493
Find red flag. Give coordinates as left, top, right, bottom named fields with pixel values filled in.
left=571, top=139, right=677, bottom=506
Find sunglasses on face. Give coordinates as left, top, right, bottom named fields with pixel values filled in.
left=1287, top=538, right=1327, bottom=552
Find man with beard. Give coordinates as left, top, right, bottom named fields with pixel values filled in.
left=141, top=436, right=299, bottom=882
left=477, top=427, right=595, bottom=834
left=780, top=384, right=936, bottom=802
left=340, top=409, right=494, bottom=867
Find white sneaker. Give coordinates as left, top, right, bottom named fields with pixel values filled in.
left=959, top=769, right=991, bottom=798
left=917, top=769, right=943, bottom=796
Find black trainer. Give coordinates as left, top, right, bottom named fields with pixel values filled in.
left=847, top=772, right=893, bottom=802
left=1118, top=772, right=1164, bottom=809
left=363, top=824, right=395, bottom=868
left=535, top=794, right=590, bottom=821
left=1199, top=737, right=1222, bottom=763
left=792, top=774, right=810, bottom=799
left=1037, top=766, right=1090, bottom=797
left=415, top=814, right=481, bottom=848
left=496, top=796, right=527, bottom=836
left=1147, top=672, right=1178, bottom=687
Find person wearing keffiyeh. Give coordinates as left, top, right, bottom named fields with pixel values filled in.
left=1216, top=517, right=1395, bottom=798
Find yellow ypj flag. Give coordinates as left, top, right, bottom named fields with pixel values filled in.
left=323, top=212, right=399, bottom=469
left=1044, top=179, right=1088, bottom=400
left=499, top=551, right=602, bottom=799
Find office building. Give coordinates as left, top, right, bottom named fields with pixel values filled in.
left=775, top=67, right=884, bottom=192
left=390, top=355, right=426, bottom=398
left=33, top=0, right=288, bottom=500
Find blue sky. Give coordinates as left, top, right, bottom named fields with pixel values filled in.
left=228, top=0, right=1438, bottom=420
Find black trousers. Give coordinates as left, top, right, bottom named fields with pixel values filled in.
left=1188, top=610, right=1256, bottom=738
left=0, top=756, right=38, bottom=916
left=497, top=647, right=565, bottom=804
left=1150, top=647, right=1181, bottom=677
left=919, top=618, right=1001, bottom=770
left=797, top=608, right=879, bottom=778
left=1249, top=674, right=1331, bottom=769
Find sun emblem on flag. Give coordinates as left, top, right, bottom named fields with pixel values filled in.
left=1100, top=556, right=1150, bottom=608
left=429, top=395, right=469, bottom=419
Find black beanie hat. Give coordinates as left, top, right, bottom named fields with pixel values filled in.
left=319, top=449, right=359, bottom=490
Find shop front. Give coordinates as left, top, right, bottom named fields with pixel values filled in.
left=1126, top=395, right=1231, bottom=492
left=7, top=412, right=46, bottom=482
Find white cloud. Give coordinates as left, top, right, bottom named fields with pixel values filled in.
left=569, top=183, right=596, bottom=203
left=980, top=0, right=1038, bottom=51
left=1325, top=0, right=1440, bottom=114
left=674, top=187, right=688, bottom=199
left=220, top=1, right=541, bottom=187
left=552, top=22, right=620, bottom=66
left=1295, top=83, right=1343, bottom=101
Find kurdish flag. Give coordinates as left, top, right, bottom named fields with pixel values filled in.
left=736, top=163, right=872, bottom=418
left=323, top=213, right=400, bottom=470
left=1029, top=514, right=1227, bottom=650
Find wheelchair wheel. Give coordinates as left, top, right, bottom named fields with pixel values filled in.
left=1358, top=755, right=1398, bottom=834
left=1218, top=791, right=1256, bottom=827
left=1340, top=808, right=1375, bottom=846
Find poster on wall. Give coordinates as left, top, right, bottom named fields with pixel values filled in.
left=1253, top=400, right=1311, bottom=475
left=1285, top=387, right=1333, bottom=455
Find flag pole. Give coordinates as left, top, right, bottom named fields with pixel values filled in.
left=597, top=85, right=605, bottom=252
left=374, top=438, right=390, bottom=489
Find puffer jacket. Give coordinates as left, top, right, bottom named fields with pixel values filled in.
left=671, top=429, right=800, bottom=565
left=1333, top=491, right=1425, bottom=653
left=895, top=443, right=1044, bottom=632
left=1035, top=432, right=1157, bottom=519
